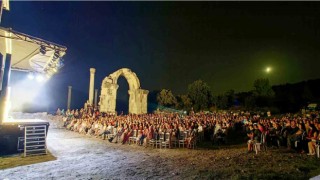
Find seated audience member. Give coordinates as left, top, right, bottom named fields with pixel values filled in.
left=99, top=123, right=111, bottom=140
left=122, top=128, right=132, bottom=144
left=289, top=123, right=305, bottom=151
left=136, top=130, right=144, bottom=146
left=269, top=123, right=281, bottom=148
left=186, top=129, right=196, bottom=148
left=287, top=121, right=300, bottom=149
left=144, top=126, right=154, bottom=148
left=307, top=131, right=318, bottom=155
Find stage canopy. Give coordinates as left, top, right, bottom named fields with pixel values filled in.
left=0, top=27, right=67, bottom=76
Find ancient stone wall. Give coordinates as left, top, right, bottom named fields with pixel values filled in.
left=99, top=68, right=148, bottom=114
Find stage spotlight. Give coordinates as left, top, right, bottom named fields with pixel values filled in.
left=36, top=74, right=45, bottom=82
left=27, top=73, right=34, bottom=80
left=40, top=45, right=46, bottom=55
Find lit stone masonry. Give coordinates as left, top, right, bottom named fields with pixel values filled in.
left=99, top=68, right=148, bottom=114
left=67, top=86, right=72, bottom=110
left=88, top=68, right=96, bottom=105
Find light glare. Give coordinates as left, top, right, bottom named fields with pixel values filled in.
left=2, top=87, right=11, bottom=122
left=265, top=67, right=272, bottom=73
left=36, top=74, right=45, bottom=82
left=28, top=73, right=34, bottom=80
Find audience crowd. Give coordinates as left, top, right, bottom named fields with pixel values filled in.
left=54, top=108, right=320, bottom=155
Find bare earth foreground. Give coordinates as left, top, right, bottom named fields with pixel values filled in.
left=1, top=119, right=320, bottom=180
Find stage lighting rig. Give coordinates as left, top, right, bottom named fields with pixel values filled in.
left=39, top=45, right=46, bottom=55
left=44, top=50, right=64, bottom=77
left=53, top=50, right=60, bottom=60
left=0, top=27, right=67, bottom=79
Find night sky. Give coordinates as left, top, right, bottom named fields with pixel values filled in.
left=2, top=2, right=320, bottom=111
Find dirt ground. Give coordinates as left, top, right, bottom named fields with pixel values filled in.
left=1, top=118, right=320, bottom=180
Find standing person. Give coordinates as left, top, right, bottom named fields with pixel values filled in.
left=253, top=124, right=262, bottom=144
left=247, top=125, right=255, bottom=153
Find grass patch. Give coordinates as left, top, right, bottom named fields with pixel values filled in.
left=0, top=152, right=56, bottom=170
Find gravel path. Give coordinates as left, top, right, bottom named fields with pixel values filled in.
left=0, top=123, right=204, bottom=180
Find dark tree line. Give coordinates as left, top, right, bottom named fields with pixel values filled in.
left=148, top=78, right=320, bottom=114
left=271, top=79, right=320, bottom=112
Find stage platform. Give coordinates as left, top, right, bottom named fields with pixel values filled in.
left=0, top=119, right=49, bottom=155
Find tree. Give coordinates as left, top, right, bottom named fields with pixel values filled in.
left=253, top=78, right=275, bottom=108
left=302, top=85, right=313, bottom=104
left=176, top=94, right=192, bottom=110
left=225, top=89, right=235, bottom=108
left=245, top=95, right=256, bottom=110
left=156, top=89, right=177, bottom=107
left=148, top=90, right=160, bottom=112
left=215, top=94, right=228, bottom=109
left=187, top=79, right=213, bottom=111
left=253, top=78, right=274, bottom=97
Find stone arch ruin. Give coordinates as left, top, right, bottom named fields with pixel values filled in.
left=99, top=68, right=148, bottom=114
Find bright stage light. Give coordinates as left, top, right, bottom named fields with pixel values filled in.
left=10, top=73, right=49, bottom=112
left=36, top=74, right=45, bottom=82
left=27, top=73, right=34, bottom=80
left=2, top=87, right=12, bottom=122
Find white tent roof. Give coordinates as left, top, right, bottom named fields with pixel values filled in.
left=0, top=27, right=67, bottom=74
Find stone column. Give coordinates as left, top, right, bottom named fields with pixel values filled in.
left=108, top=84, right=119, bottom=114
left=67, top=86, right=72, bottom=110
left=128, top=89, right=148, bottom=114
left=128, top=90, right=136, bottom=114
left=88, top=68, right=96, bottom=105
left=94, top=89, right=98, bottom=109
left=141, top=89, right=149, bottom=114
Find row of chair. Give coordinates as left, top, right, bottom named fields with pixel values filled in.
left=106, top=128, right=198, bottom=149
left=253, top=132, right=267, bottom=154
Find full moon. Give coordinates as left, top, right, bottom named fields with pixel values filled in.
left=265, top=67, right=272, bottom=73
